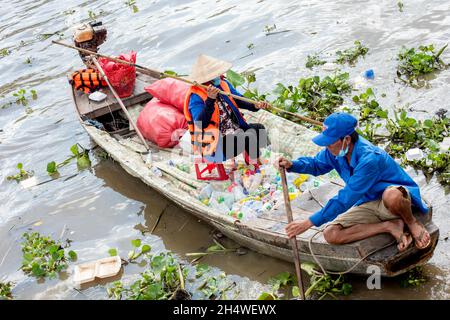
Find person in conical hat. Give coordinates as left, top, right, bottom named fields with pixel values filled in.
left=184, top=54, right=270, bottom=164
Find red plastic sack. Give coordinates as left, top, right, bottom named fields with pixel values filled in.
left=144, top=78, right=190, bottom=112
left=137, top=98, right=188, bottom=148
left=98, top=52, right=137, bottom=98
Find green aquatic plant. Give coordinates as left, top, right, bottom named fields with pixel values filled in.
left=12, top=88, right=37, bottom=106
left=0, top=282, right=13, bottom=300
left=397, top=1, right=404, bottom=12
left=108, top=248, right=118, bottom=256
left=0, top=48, right=10, bottom=57
left=128, top=239, right=151, bottom=262
left=399, top=266, right=427, bottom=287
left=247, top=43, right=255, bottom=50
left=272, top=72, right=352, bottom=122
left=21, top=232, right=77, bottom=279
left=335, top=41, right=369, bottom=65
left=47, top=143, right=91, bottom=175
left=196, top=271, right=234, bottom=300
left=351, top=88, right=388, bottom=122
left=125, top=0, right=139, bottom=13
left=397, top=44, right=448, bottom=84
left=263, top=24, right=277, bottom=34
left=305, top=54, right=326, bottom=69
left=185, top=240, right=237, bottom=258
left=7, top=163, right=34, bottom=182
left=107, top=251, right=189, bottom=300
left=298, top=263, right=352, bottom=300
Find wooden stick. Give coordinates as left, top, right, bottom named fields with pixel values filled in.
left=53, top=40, right=323, bottom=127
left=91, top=56, right=150, bottom=151
left=279, top=165, right=306, bottom=300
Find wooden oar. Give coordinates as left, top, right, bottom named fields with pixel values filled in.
left=279, top=165, right=306, bottom=300
left=52, top=40, right=323, bottom=127
left=91, top=56, right=150, bottom=151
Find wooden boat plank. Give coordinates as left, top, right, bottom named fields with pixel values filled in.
left=75, top=73, right=154, bottom=118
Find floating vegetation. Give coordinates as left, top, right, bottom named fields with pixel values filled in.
left=397, top=1, right=404, bottom=12
left=247, top=43, right=255, bottom=50
left=399, top=266, right=427, bottom=288
left=127, top=239, right=151, bottom=262
left=397, top=44, right=448, bottom=84
left=0, top=282, right=13, bottom=300
left=7, top=163, right=34, bottom=182
left=335, top=41, right=369, bottom=65
left=351, top=88, right=387, bottom=122
left=272, top=72, right=352, bottom=122
left=299, top=263, right=352, bottom=300
left=24, top=57, right=32, bottom=65
left=195, top=268, right=235, bottom=300
left=0, top=48, right=10, bottom=57
left=257, top=271, right=295, bottom=300
left=21, top=232, right=77, bottom=279
left=12, top=89, right=37, bottom=106
left=107, top=251, right=189, bottom=300
left=263, top=24, right=277, bottom=34
left=125, top=0, right=139, bottom=13
left=185, top=240, right=237, bottom=258
left=37, top=32, right=64, bottom=41
left=47, top=143, right=92, bottom=175
left=305, top=54, right=326, bottom=69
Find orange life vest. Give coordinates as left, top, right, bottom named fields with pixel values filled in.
left=184, top=80, right=243, bottom=156
left=70, top=69, right=107, bottom=94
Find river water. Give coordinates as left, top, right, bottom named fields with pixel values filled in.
left=0, top=0, right=449, bottom=299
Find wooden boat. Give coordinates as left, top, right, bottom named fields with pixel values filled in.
left=70, top=72, right=439, bottom=277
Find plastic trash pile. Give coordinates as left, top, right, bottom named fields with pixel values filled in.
left=196, top=148, right=338, bottom=222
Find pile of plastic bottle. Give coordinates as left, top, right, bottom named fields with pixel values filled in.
left=196, top=148, right=338, bottom=222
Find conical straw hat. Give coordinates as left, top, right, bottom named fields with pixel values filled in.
left=188, top=54, right=232, bottom=84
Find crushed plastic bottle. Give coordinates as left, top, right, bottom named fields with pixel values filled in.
left=199, top=184, right=213, bottom=201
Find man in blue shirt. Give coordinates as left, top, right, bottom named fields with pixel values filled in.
left=276, top=112, right=431, bottom=251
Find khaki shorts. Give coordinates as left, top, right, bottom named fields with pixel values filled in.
left=328, top=186, right=411, bottom=228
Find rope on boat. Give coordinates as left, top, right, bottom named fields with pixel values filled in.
left=307, top=229, right=396, bottom=275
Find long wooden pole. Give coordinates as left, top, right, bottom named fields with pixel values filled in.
left=279, top=166, right=306, bottom=300
left=53, top=40, right=323, bottom=127
left=91, top=56, right=150, bottom=151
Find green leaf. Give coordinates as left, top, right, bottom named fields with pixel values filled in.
left=128, top=250, right=136, bottom=260
left=17, top=163, right=23, bottom=169
left=226, top=70, right=245, bottom=88
left=301, top=262, right=317, bottom=276
left=257, top=292, right=276, bottom=300
left=141, top=244, right=151, bottom=254
left=46, top=161, right=57, bottom=174
left=163, top=70, right=178, bottom=76
left=424, top=119, right=433, bottom=128
left=292, top=286, right=300, bottom=297
left=108, top=248, right=118, bottom=256
left=131, top=239, right=141, bottom=248
left=68, top=250, right=77, bottom=261
left=70, top=144, right=79, bottom=156
left=77, top=153, right=91, bottom=169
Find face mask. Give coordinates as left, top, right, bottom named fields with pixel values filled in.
left=211, top=77, right=221, bottom=86
left=338, top=139, right=349, bottom=157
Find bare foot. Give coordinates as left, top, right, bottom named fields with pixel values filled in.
left=407, top=219, right=431, bottom=250
left=386, top=219, right=413, bottom=252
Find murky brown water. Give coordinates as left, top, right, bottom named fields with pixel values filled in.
left=0, top=0, right=449, bottom=299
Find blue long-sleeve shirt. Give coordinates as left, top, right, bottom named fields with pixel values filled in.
left=289, top=136, right=429, bottom=227
left=188, top=79, right=258, bottom=129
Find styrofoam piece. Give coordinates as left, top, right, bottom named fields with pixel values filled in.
left=73, top=256, right=121, bottom=286
left=439, top=137, right=450, bottom=152
left=178, top=130, right=192, bottom=153
left=405, top=148, right=425, bottom=161
left=20, top=176, right=39, bottom=189
left=73, top=261, right=96, bottom=285
left=95, top=256, right=122, bottom=279
left=88, top=91, right=107, bottom=102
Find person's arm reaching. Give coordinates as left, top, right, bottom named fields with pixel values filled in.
left=289, top=149, right=335, bottom=176
left=309, top=156, right=380, bottom=227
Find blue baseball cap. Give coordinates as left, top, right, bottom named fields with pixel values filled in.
left=312, top=113, right=358, bottom=146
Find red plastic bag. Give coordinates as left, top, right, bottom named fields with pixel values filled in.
left=144, top=78, right=190, bottom=112
left=136, top=98, right=188, bottom=148
left=98, top=52, right=137, bottom=98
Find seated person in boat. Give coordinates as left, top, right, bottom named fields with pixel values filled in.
left=184, top=54, right=270, bottom=163
left=275, top=112, right=431, bottom=252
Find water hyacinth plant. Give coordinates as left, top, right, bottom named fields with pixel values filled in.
left=305, top=54, right=326, bottom=69
left=397, top=44, right=448, bottom=84
left=21, top=232, right=77, bottom=279
left=7, top=163, right=34, bottom=182
left=335, top=41, right=369, bottom=65
left=0, top=282, right=14, bottom=300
